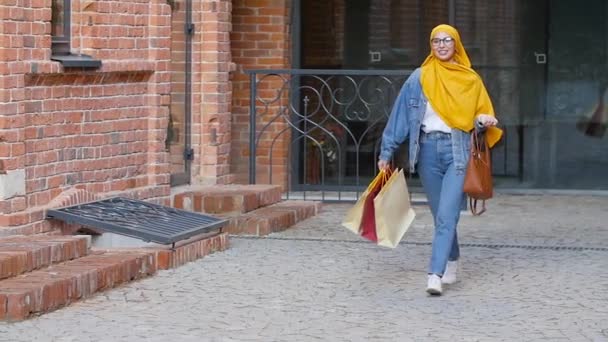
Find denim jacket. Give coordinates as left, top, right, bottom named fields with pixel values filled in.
left=380, top=68, right=481, bottom=174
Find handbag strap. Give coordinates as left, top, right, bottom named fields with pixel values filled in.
left=472, top=130, right=488, bottom=153
left=469, top=197, right=486, bottom=216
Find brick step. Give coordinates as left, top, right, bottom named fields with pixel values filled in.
left=173, top=184, right=282, bottom=215
left=144, top=232, right=229, bottom=270
left=0, top=251, right=156, bottom=321
left=0, top=235, right=90, bottom=281
left=224, top=200, right=322, bottom=236
left=0, top=232, right=229, bottom=322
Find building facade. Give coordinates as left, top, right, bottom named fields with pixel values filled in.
left=244, top=0, right=608, bottom=193
left=1, top=0, right=607, bottom=235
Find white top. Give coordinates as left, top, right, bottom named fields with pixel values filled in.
left=421, top=102, right=451, bottom=133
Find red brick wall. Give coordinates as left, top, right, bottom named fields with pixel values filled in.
left=231, top=0, right=292, bottom=186
left=0, top=0, right=172, bottom=235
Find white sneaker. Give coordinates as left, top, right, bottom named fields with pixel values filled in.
left=426, top=274, right=443, bottom=295
left=442, top=261, right=458, bottom=285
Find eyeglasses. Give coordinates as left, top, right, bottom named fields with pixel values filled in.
left=431, top=37, right=455, bottom=46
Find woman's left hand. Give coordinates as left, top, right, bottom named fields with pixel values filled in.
left=476, top=114, right=498, bottom=127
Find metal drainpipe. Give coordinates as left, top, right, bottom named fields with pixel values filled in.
left=249, top=72, right=257, bottom=185
left=185, top=0, right=193, bottom=183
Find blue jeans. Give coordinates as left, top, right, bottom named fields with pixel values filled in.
left=417, top=131, right=465, bottom=276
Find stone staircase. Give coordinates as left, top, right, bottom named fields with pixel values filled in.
left=172, top=184, right=322, bottom=235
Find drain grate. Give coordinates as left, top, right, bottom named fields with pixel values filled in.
left=47, top=197, right=227, bottom=245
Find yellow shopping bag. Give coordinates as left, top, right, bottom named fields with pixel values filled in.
left=341, top=169, right=391, bottom=237
left=374, top=168, right=416, bottom=248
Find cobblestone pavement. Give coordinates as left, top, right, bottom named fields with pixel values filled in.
left=1, top=195, right=608, bottom=342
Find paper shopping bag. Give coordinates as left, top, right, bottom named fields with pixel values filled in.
left=359, top=169, right=393, bottom=241
left=374, top=168, right=416, bottom=248
left=341, top=169, right=391, bottom=239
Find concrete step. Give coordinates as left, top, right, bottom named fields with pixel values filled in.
left=224, top=200, right=322, bottom=236
left=0, top=235, right=90, bottom=281
left=0, top=250, right=156, bottom=321
left=173, top=184, right=282, bottom=215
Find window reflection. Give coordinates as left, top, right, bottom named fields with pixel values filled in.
left=302, top=0, right=449, bottom=69
left=51, top=0, right=65, bottom=37
left=299, top=0, right=608, bottom=189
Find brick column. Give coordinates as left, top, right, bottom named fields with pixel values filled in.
left=231, top=0, right=292, bottom=186
left=0, top=1, right=34, bottom=230
left=192, top=0, right=234, bottom=185
left=144, top=1, right=172, bottom=202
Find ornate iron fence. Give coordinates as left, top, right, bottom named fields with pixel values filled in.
left=245, top=68, right=524, bottom=201
left=246, top=69, right=413, bottom=201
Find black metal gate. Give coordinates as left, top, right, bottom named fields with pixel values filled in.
left=246, top=68, right=527, bottom=201
left=246, top=69, right=412, bottom=201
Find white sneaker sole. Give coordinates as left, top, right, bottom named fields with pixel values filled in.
left=426, top=287, right=442, bottom=296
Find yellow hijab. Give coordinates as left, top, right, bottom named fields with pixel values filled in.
left=421, top=24, right=502, bottom=147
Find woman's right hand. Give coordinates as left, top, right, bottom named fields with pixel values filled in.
left=377, top=159, right=390, bottom=171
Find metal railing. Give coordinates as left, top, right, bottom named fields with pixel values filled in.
left=246, top=69, right=412, bottom=201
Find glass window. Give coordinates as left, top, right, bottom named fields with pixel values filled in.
left=51, top=0, right=71, bottom=55
left=298, top=0, right=608, bottom=190
left=301, top=0, right=449, bottom=69
left=539, top=0, right=608, bottom=189
left=299, top=0, right=450, bottom=188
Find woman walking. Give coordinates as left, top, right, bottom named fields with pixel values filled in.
left=378, top=24, right=502, bottom=295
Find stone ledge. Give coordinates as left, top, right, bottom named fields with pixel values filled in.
left=224, top=200, right=322, bottom=236
left=173, top=184, right=282, bottom=215
left=0, top=251, right=156, bottom=321
left=26, top=60, right=156, bottom=75
left=0, top=170, right=26, bottom=200
left=0, top=235, right=90, bottom=280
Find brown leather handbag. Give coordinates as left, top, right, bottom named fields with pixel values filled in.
left=463, top=131, right=493, bottom=215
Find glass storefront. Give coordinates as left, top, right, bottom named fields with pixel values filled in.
left=297, top=0, right=608, bottom=190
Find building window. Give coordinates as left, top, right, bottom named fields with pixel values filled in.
left=51, top=0, right=71, bottom=55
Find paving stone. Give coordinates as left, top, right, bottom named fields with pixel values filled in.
left=0, top=194, right=606, bottom=341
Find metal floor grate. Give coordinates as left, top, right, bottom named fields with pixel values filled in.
left=47, top=197, right=227, bottom=245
